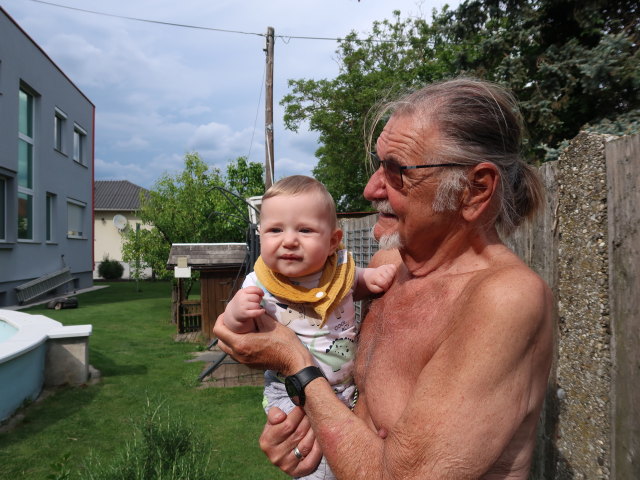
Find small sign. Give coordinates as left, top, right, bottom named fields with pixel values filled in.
left=174, top=266, right=191, bottom=278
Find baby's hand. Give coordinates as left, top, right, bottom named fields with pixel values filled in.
left=224, top=286, right=265, bottom=333
left=363, top=263, right=397, bottom=294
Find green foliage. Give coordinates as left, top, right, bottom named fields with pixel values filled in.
left=121, top=154, right=264, bottom=279
left=281, top=0, right=639, bottom=211
left=436, top=0, right=640, bottom=160
left=81, top=401, right=212, bottom=480
left=97, top=256, right=124, bottom=280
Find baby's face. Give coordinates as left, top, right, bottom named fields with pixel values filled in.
left=259, top=192, right=341, bottom=278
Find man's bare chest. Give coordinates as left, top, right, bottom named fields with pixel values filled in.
left=355, top=278, right=460, bottom=396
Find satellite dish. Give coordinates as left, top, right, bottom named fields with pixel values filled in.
left=113, top=214, right=127, bottom=230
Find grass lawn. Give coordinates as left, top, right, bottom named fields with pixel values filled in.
left=0, top=281, right=287, bottom=479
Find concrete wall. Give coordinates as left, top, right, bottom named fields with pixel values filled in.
left=0, top=8, right=94, bottom=306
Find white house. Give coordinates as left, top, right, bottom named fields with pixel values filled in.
left=93, top=180, right=151, bottom=279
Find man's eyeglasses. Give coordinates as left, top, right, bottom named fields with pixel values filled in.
left=370, top=152, right=466, bottom=189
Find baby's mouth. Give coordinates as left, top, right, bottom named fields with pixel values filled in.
left=280, top=254, right=301, bottom=261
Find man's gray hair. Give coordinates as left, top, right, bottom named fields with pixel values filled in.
left=369, top=77, right=544, bottom=235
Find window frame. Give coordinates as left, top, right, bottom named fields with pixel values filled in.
left=73, top=123, right=87, bottom=165
left=46, top=193, right=56, bottom=242
left=54, top=107, right=67, bottom=154
left=0, top=177, right=6, bottom=242
left=18, top=86, right=36, bottom=241
left=66, top=199, right=86, bottom=239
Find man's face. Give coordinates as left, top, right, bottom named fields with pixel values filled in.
left=259, top=192, right=341, bottom=278
left=364, top=114, right=449, bottom=251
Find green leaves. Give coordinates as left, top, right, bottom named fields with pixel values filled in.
left=121, top=154, right=264, bottom=279
left=280, top=0, right=639, bottom=211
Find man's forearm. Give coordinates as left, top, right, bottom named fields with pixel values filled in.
left=302, top=379, right=385, bottom=480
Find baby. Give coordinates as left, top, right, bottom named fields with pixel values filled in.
left=224, top=176, right=395, bottom=478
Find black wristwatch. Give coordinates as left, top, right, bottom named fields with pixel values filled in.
left=285, top=366, right=327, bottom=407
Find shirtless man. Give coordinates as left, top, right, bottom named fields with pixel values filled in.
left=214, top=77, right=554, bottom=479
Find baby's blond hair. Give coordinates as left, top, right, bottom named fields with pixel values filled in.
left=262, top=175, right=337, bottom=229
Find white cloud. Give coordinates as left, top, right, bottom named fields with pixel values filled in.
left=114, top=135, right=150, bottom=150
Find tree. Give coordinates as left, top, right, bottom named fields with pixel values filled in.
left=282, top=11, right=458, bottom=212
left=281, top=1, right=639, bottom=211
left=434, top=0, right=640, bottom=158
left=121, top=153, right=264, bottom=279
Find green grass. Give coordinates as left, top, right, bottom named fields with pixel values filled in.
left=0, top=282, right=286, bottom=479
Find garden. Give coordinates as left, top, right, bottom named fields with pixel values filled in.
left=0, top=281, right=286, bottom=479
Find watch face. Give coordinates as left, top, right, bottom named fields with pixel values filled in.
left=285, top=376, right=302, bottom=406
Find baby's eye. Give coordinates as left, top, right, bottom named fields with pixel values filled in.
left=267, top=227, right=282, bottom=233
left=299, top=228, right=313, bottom=234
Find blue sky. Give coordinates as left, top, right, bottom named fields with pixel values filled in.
left=2, top=0, right=458, bottom=189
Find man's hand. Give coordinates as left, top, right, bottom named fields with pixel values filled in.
left=259, top=407, right=323, bottom=477
left=213, top=313, right=313, bottom=375
left=362, top=263, right=397, bottom=293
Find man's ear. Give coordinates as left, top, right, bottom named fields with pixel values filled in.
left=330, top=228, right=343, bottom=253
left=460, top=163, right=500, bottom=222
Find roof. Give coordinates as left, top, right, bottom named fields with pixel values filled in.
left=167, top=243, right=247, bottom=269
left=95, top=180, right=148, bottom=211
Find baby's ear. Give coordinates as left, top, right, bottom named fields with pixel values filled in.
left=330, top=229, right=343, bottom=253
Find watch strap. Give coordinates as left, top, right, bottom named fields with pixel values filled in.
left=286, top=366, right=326, bottom=407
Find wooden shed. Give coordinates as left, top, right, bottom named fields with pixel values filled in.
left=167, top=243, right=247, bottom=339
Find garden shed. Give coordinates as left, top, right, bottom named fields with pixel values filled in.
left=167, top=243, right=248, bottom=339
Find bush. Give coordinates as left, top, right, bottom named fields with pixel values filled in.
left=98, top=256, right=124, bottom=280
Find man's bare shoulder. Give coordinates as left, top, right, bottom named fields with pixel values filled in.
left=458, top=259, right=554, bottom=338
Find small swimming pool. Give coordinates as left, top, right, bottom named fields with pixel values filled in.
left=0, top=320, right=18, bottom=342
left=0, top=310, right=92, bottom=422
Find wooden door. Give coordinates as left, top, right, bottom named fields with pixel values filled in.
left=200, top=268, right=243, bottom=339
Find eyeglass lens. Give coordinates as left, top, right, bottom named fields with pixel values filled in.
left=371, top=152, right=403, bottom=189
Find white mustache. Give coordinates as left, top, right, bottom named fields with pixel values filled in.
left=372, top=200, right=396, bottom=216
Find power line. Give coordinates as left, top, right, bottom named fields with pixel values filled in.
left=25, top=0, right=355, bottom=42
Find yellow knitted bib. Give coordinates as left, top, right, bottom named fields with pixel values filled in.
left=253, top=250, right=356, bottom=328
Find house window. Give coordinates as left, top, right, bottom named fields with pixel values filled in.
left=46, top=193, right=55, bottom=241
left=18, top=192, right=33, bottom=240
left=73, top=124, right=87, bottom=165
left=54, top=108, right=67, bottom=153
left=0, top=177, right=5, bottom=241
left=67, top=200, right=85, bottom=238
left=18, top=87, right=35, bottom=240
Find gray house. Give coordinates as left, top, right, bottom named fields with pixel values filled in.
left=0, top=7, right=94, bottom=307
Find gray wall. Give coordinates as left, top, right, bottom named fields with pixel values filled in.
left=0, top=8, right=94, bottom=306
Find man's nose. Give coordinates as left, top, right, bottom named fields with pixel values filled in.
left=363, top=167, right=387, bottom=201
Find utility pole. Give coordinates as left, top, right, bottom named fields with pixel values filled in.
left=264, top=26, right=275, bottom=190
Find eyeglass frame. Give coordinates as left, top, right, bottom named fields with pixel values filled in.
left=370, top=152, right=467, bottom=189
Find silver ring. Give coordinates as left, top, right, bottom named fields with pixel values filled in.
left=293, top=446, right=304, bottom=460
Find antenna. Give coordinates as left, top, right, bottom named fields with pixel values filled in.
left=113, top=214, right=128, bottom=230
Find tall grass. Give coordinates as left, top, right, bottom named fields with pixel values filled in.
left=82, top=400, right=212, bottom=480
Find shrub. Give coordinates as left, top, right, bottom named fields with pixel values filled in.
left=98, top=256, right=124, bottom=280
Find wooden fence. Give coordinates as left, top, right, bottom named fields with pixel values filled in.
left=340, top=132, right=640, bottom=479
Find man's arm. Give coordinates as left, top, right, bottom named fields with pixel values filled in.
left=300, top=268, right=553, bottom=479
